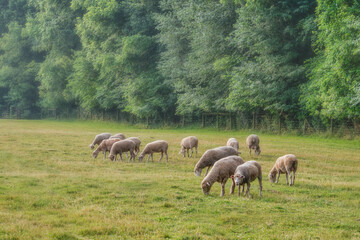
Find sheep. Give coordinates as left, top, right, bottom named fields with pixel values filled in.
left=138, top=140, right=168, bottom=162
left=110, top=133, right=126, bottom=140
left=268, top=154, right=298, bottom=186
left=92, top=138, right=121, bottom=159
left=108, top=139, right=136, bottom=162
left=126, top=137, right=141, bottom=156
left=180, top=136, right=198, bottom=158
left=227, top=138, right=239, bottom=151
left=89, top=133, right=111, bottom=149
left=231, top=160, right=262, bottom=198
left=194, top=146, right=240, bottom=177
left=246, top=134, right=261, bottom=156
left=201, top=156, right=245, bottom=196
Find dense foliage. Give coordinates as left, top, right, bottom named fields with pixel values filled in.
left=0, top=0, right=359, bottom=127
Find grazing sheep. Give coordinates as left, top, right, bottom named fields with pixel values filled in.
left=92, top=138, right=121, bottom=159
left=180, top=136, right=198, bottom=158
left=110, top=133, right=126, bottom=140
left=138, top=140, right=168, bottom=162
left=194, top=146, right=240, bottom=177
left=246, top=134, right=261, bottom=156
left=127, top=137, right=141, bottom=156
left=232, top=160, right=262, bottom=198
left=227, top=138, right=239, bottom=151
left=108, top=139, right=136, bottom=162
left=89, top=133, right=111, bottom=149
left=201, top=156, right=245, bottom=196
left=269, top=154, right=298, bottom=186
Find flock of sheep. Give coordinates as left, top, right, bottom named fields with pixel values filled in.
left=89, top=133, right=298, bottom=198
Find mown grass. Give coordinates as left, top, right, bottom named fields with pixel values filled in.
left=0, top=119, right=359, bottom=239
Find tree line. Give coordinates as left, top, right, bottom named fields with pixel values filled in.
left=0, top=0, right=359, bottom=130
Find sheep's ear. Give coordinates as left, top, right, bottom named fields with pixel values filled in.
left=240, top=175, right=245, bottom=179
left=231, top=175, right=234, bottom=179
left=206, top=182, right=211, bottom=187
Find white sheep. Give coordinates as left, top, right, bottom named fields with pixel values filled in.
left=110, top=133, right=126, bottom=140
left=108, top=139, right=136, bottom=162
left=194, top=146, right=240, bottom=177
left=89, top=133, right=111, bottom=149
left=232, top=160, right=262, bottom=198
left=138, top=140, right=168, bottom=162
left=180, top=136, right=198, bottom=158
left=269, top=154, right=298, bottom=186
left=227, top=138, right=239, bottom=151
left=201, top=156, right=245, bottom=196
left=126, top=137, right=141, bottom=156
left=246, top=134, right=261, bottom=156
left=92, top=138, right=121, bottom=159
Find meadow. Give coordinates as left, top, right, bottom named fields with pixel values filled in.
left=0, top=119, right=359, bottom=240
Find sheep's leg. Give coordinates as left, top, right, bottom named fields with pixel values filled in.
left=230, top=181, right=235, bottom=195
left=238, top=185, right=241, bottom=196
left=220, top=182, right=225, bottom=197
left=276, top=172, right=280, bottom=183
left=190, top=148, right=193, bottom=158
left=205, top=167, right=210, bottom=176
left=119, top=152, right=123, bottom=162
left=195, top=147, right=197, bottom=158
left=289, top=172, right=293, bottom=186
left=103, top=151, right=106, bottom=160
left=151, top=153, right=154, bottom=162
left=258, top=177, right=262, bottom=197
left=285, top=172, right=289, bottom=185
left=187, top=149, right=189, bottom=157
left=293, top=171, right=296, bottom=185
left=147, top=154, right=151, bottom=163
left=159, top=152, right=163, bottom=162
left=245, top=182, right=251, bottom=198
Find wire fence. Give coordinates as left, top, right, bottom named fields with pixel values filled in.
left=1, top=108, right=359, bottom=137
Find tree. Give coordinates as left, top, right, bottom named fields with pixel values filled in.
left=302, top=0, right=360, bottom=121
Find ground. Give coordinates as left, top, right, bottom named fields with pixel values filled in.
left=0, top=119, right=359, bottom=239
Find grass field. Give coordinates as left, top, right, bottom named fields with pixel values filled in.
left=0, top=119, right=359, bottom=239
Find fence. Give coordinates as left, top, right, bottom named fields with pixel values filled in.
left=1, top=108, right=359, bottom=137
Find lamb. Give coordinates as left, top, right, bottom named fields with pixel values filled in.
left=201, top=156, right=245, bottom=196
left=108, top=139, right=136, bottom=162
left=246, top=134, right=261, bottom=156
left=268, top=154, right=298, bottom=186
left=89, top=133, right=111, bottom=149
left=110, top=133, right=126, bottom=140
left=138, top=140, right=168, bottom=162
left=194, top=146, right=240, bottom=177
left=232, top=160, right=262, bottom=198
left=227, top=138, right=239, bottom=151
left=92, top=138, right=121, bottom=159
left=180, top=136, right=198, bottom=158
left=126, top=137, right=141, bottom=156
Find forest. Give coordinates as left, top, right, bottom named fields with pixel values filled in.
left=0, top=0, right=359, bottom=132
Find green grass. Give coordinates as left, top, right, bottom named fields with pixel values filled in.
left=0, top=119, right=359, bottom=239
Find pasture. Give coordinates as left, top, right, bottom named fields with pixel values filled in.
left=0, top=119, right=359, bottom=239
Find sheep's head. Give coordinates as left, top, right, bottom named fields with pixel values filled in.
left=268, top=171, right=277, bottom=183
left=232, top=174, right=245, bottom=186
left=109, top=154, right=115, bottom=161
left=90, top=144, right=95, bottom=149
left=201, top=181, right=211, bottom=195
left=92, top=151, right=99, bottom=159
left=194, top=167, right=202, bottom=177
left=179, top=146, right=185, bottom=157
left=255, top=146, right=261, bottom=156
left=138, top=153, right=144, bottom=162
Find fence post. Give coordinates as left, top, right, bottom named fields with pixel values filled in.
left=216, top=114, right=219, bottom=129
left=330, top=118, right=333, bottom=135
left=202, top=114, right=204, bottom=128
left=229, top=113, right=232, bottom=130
left=252, top=112, right=255, bottom=130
